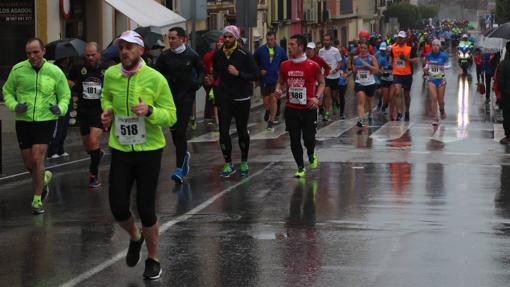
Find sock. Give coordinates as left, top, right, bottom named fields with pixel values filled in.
left=89, top=149, right=102, bottom=176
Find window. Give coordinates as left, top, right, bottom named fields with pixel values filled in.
left=340, top=0, right=353, bottom=14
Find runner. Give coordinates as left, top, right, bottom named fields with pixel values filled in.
left=212, top=25, right=259, bottom=177
left=336, top=49, right=351, bottom=119
left=68, top=42, right=106, bottom=188
left=275, top=34, right=325, bottom=178
left=424, top=39, right=449, bottom=126
left=155, top=27, right=204, bottom=184
left=390, top=31, right=418, bottom=121
left=353, top=42, right=379, bottom=127
left=2, top=37, right=70, bottom=214
left=375, top=42, right=393, bottom=115
left=319, top=34, right=342, bottom=121
left=254, top=31, right=288, bottom=131
left=101, top=30, right=177, bottom=279
left=202, top=36, right=224, bottom=126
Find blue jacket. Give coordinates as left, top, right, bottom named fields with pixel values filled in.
left=254, top=44, right=288, bottom=85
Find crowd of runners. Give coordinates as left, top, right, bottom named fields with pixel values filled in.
left=2, top=18, right=498, bottom=279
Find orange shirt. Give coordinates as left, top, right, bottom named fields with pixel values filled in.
left=391, top=44, right=413, bottom=76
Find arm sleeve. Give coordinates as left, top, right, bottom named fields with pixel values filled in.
left=146, top=76, right=177, bottom=128
left=101, top=71, right=113, bottom=112
left=55, top=69, right=71, bottom=114
left=2, top=67, right=19, bottom=111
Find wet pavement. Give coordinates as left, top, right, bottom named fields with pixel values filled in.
left=2, top=49, right=510, bottom=287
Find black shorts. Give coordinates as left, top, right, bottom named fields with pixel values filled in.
left=380, top=80, right=393, bottom=88
left=393, top=75, right=413, bottom=91
left=325, top=78, right=340, bottom=89
left=261, top=84, right=276, bottom=97
left=15, top=120, right=57, bottom=149
left=354, top=84, right=377, bottom=97
left=78, top=108, right=103, bottom=136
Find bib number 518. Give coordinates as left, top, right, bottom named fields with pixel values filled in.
left=120, top=124, right=138, bottom=136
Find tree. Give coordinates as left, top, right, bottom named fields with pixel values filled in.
left=384, top=2, right=420, bottom=30
left=496, top=0, right=510, bottom=24
left=418, top=5, right=439, bottom=20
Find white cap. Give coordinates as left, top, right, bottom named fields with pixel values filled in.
left=397, top=31, right=407, bottom=38
left=306, top=42, right=316, bottom=49
left=379, top=42, right=387, bottom=50
left=115, top=30, right=144, bottom=47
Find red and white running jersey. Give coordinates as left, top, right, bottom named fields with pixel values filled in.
left=279, top=59, right=322, bottom=110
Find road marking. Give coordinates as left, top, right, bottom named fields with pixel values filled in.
left=189, top=123, right=256, bottom=143
left=0, top=157, right=90, bottom=182
left=431, top=124, right=468, bottom=143
left=59, top=162, right=274, bottom=287
left=250, top=124, right=287, bottom=140
left=370, top=122, right=412, bottom=141
left=316, top=119, right=357, bottom=141
left=494, top=124, right=505, bottom=143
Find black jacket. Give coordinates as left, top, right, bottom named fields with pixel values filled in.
left=212, top=46, right=259, bottom=101
left=497, top=57, right=510, bottom=99
left=155, top=46, right=204, bottom=103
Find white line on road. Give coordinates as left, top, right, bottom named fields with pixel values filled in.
left=59, top=162, right=274, bottom=287
left=0, top=157, right=90, bottom=182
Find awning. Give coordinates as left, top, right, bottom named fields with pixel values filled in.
left=104, top=0, right=186, bottom=34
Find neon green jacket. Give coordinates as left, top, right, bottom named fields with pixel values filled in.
left=2, top=59, right=71, bottom=122
left=101, top=63, right=177, bottom=152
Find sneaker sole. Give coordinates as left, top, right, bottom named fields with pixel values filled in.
left=239, top=171, right=249, bottom=177
left=88, top=183, right=102, bottom=189
left=171, top=175, right=183, bottom=184
left=144, top=269, right=162, bottom=280
left=220, top=170, right=236, bottom=178
left=32, top=208, right=45, bottom=214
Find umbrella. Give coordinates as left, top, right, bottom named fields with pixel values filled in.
left=487, top=22, right=510, bottom=39
left=101, top=45, right=119, bottom=64
left=133, top=27, right=163, bottom=50
left=196, top=30, right=223, bottom=57
left=45, top=38, right=87, bottom=60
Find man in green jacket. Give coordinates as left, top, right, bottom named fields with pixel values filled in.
left=2, top=37, right=71, bottom=214
left=101, top=30, right=177, bottom=280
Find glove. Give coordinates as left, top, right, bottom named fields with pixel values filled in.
left=49, top=105, right=61, bottom=115
left=14, top=103, right=28, bottom=113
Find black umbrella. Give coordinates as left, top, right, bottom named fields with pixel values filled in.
left=45, top=38, right=87, bottom=60
left=196, top=30, right=223, bottom=57
left=487, top=22, right=510, bottom=39
left=133, top=27, right=163, bottom=50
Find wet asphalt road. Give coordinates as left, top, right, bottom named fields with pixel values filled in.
left=2, top=48, right=510, bottom=287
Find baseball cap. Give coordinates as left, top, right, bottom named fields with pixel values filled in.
left=397, top=31, right=407, bottom=38
left=306, top=42, right=316, bottom=49
left=379, top=42, right=387, bottom=50
left=115, top=30, right=144, bottom=47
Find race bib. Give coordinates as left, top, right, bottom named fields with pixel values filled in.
left=356, top=70, right=374, bottom=85
left=82, top=81, right=102, bottom=100
left=115, top=116, right=146, bottom=145
left=429, top=64, right=445, bottom=78
left=289, top=86, right=307, bottom=105
left=396, top=59, right=406, bottom=68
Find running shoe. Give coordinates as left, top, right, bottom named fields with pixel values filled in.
left=239, top=161, right=249, bottom=176
left=432, top=119, right=439, bottom=126
left=189, top=116, right=197, bottom=130
left=126, top=232, right=144, bottom=267
left=220, top=163, right=236, bottom=178
left=171, top=168, right=184, bottom=184
left=182, top=151, right=191, bottom=176
left=88, top=175, right=101, bottom=189
left=50, top=154, right=60, bottom=159
left=322, top=112, right=330, bottom=122
left=404, top=112, right=410, bottom=121
left=31, top=200, right=44, bottom=214
left=500, top=137, right=510, bottom=145
left=294, top=168, right=306, bottom=178
left=143, top=258, right=162, bottom=280
left=396, top=113, right=403, bottom=121
left=59, top=152, right=70, bottom=157
left=309, top=153, right=318, bottom=169
left=440, top=109, right=446, bottom=120
left=264, top=110, right=270, bottom=122
left=42, top=170, right=52, bottom=201
left=356, top=118, right=365, bottom=128
left=340, top=114, right=346, bottom=120
left=266, top=121, right=274, bottom=132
